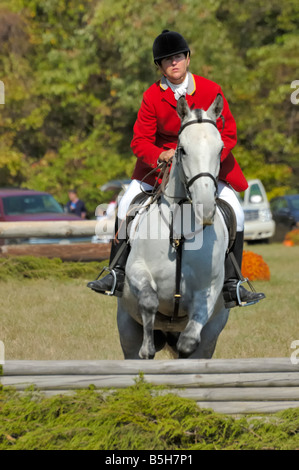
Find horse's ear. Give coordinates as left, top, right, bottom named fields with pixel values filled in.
left=177, top=96, right=191, bottom=121
left=207, top=93, right=223, bottom=121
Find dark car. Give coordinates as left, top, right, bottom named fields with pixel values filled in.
left=0, top=188, right=89, bottom=244
left=270, top=195, right=299, bottom=241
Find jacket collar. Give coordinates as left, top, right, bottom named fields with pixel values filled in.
left=159, top=72, right=196, bottom=107
left=160, top=72, right=196, bottom=94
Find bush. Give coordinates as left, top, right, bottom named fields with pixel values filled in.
left=241, top=251, right=270, bottom=281
left=284, top=229, right=299, bottom=246
left=0, top=256, right=103, bottom=281
left=0, top=379, right=298, bottom=450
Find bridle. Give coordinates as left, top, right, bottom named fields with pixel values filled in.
left=176, top=116, right=221, bottom=201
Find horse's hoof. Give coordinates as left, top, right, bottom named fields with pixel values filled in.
left=178, top=351, right=191, bottom=359
left=139, top=347, right=155, bottom=360
left=177, top=336, right=199, bottom=358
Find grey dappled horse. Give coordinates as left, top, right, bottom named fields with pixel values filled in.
left=117, top=95, right=230, bottom=359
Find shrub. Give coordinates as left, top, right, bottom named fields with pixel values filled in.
left=241, top=251, right=270, bottom=281
left=284, top=229, right=299, bottom=246
left=0, top=381, right=298, bottom=450
left=0, top=256, right=102, bottom=281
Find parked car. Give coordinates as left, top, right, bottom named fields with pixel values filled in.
left=0, top=188, right=91, bottom=244
left=270, top=194, right=299, bottom=242
left=237, top=179, right=275, bottom=243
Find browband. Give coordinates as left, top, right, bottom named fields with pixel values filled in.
left=178, top=118, right=218, bottom=136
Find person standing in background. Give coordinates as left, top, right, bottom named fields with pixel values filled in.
left=66, top=189, right=87, bottom=219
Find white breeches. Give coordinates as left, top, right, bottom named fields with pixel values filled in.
left=118, top=179, right=244, bottom=232
left=118, top=179, right=154, bottom=220
left=217, top=180, right=244, bottom=231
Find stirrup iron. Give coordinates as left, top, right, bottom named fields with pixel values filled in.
left=95, top=266, right=118, bottom=296
left=236, top=278, right=259, bottom=307
left=228, top=251, right=262, bottom=307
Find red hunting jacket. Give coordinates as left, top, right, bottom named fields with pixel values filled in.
left=131, top=72, right=248, bottom=192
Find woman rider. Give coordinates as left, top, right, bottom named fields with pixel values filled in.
left=88, top=30, right=265, bottom=309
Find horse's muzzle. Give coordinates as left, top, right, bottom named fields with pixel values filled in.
left=201, top=204, right=216, bottom=226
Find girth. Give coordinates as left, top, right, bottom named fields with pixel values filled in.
left=170, top=234, right=185, bottom=321
left=169, top=200, right=189, bottom=321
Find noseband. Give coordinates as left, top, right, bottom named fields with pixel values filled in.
left=177, top=117, right=220, bottom=200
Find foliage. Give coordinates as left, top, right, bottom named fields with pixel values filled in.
left=0, top=0, right=299, bottom=213
left=0, top=378, right=298, bottom=450
left=0, top=255, right=102, bottom=280
left=241, top=250, right=271, bottom=281
left=284, top=228, right=299, bottom=246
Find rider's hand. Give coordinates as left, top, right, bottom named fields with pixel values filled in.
left=158, top=149, right=175, bottom=164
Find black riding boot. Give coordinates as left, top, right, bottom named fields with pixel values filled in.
left=87, top=235, right=130, bottom=298
left=223, top=231, right=265, bottom=308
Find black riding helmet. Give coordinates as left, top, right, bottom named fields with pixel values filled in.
left=153, top=30, right=190, bottom=65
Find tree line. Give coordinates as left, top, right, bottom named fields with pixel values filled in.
left=0, top=0, right=298, bottom=216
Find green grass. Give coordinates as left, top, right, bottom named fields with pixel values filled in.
left=0, top=278, right=122, bottom=360
left=0, top=244, right=298, bottom=360
left=214, top=243, right=299, bottom=359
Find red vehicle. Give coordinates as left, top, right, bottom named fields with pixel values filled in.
left=0, top=188, right=87, bottom=245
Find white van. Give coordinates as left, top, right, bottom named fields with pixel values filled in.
left=238, top=179, right=275, bottom=243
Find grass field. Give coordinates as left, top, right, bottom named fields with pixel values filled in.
left=0, top=245, right=298, bottom=451
left=0, top=243, right=298, bottom=361
left=214, top=243, right=299, bottom=359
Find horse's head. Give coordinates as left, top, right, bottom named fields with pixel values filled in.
left=176, top=94, right=224, bottom=225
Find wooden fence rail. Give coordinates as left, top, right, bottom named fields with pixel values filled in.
left=0, top=242, right=110, bottom=262
left=1, top=358, right=299, bottom=414
left=0, top=221, right=97, bottom=238
left=0, top=221, right=111, bottom=261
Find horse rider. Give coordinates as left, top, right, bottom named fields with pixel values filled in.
left=88, top=30, right=265, bottom=309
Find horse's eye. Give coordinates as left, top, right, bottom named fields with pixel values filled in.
left=181, top=147, right=186, bottom=155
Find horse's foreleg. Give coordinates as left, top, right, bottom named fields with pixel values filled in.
left=189, top=300, right=229, bottom=359
left=117, top=302, right=144, bottom=359
left=177, top=318, right=203, bottom=358
left=177, top=284, right=222, bottom=357
left=138, top=284, right=159, bottom=359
